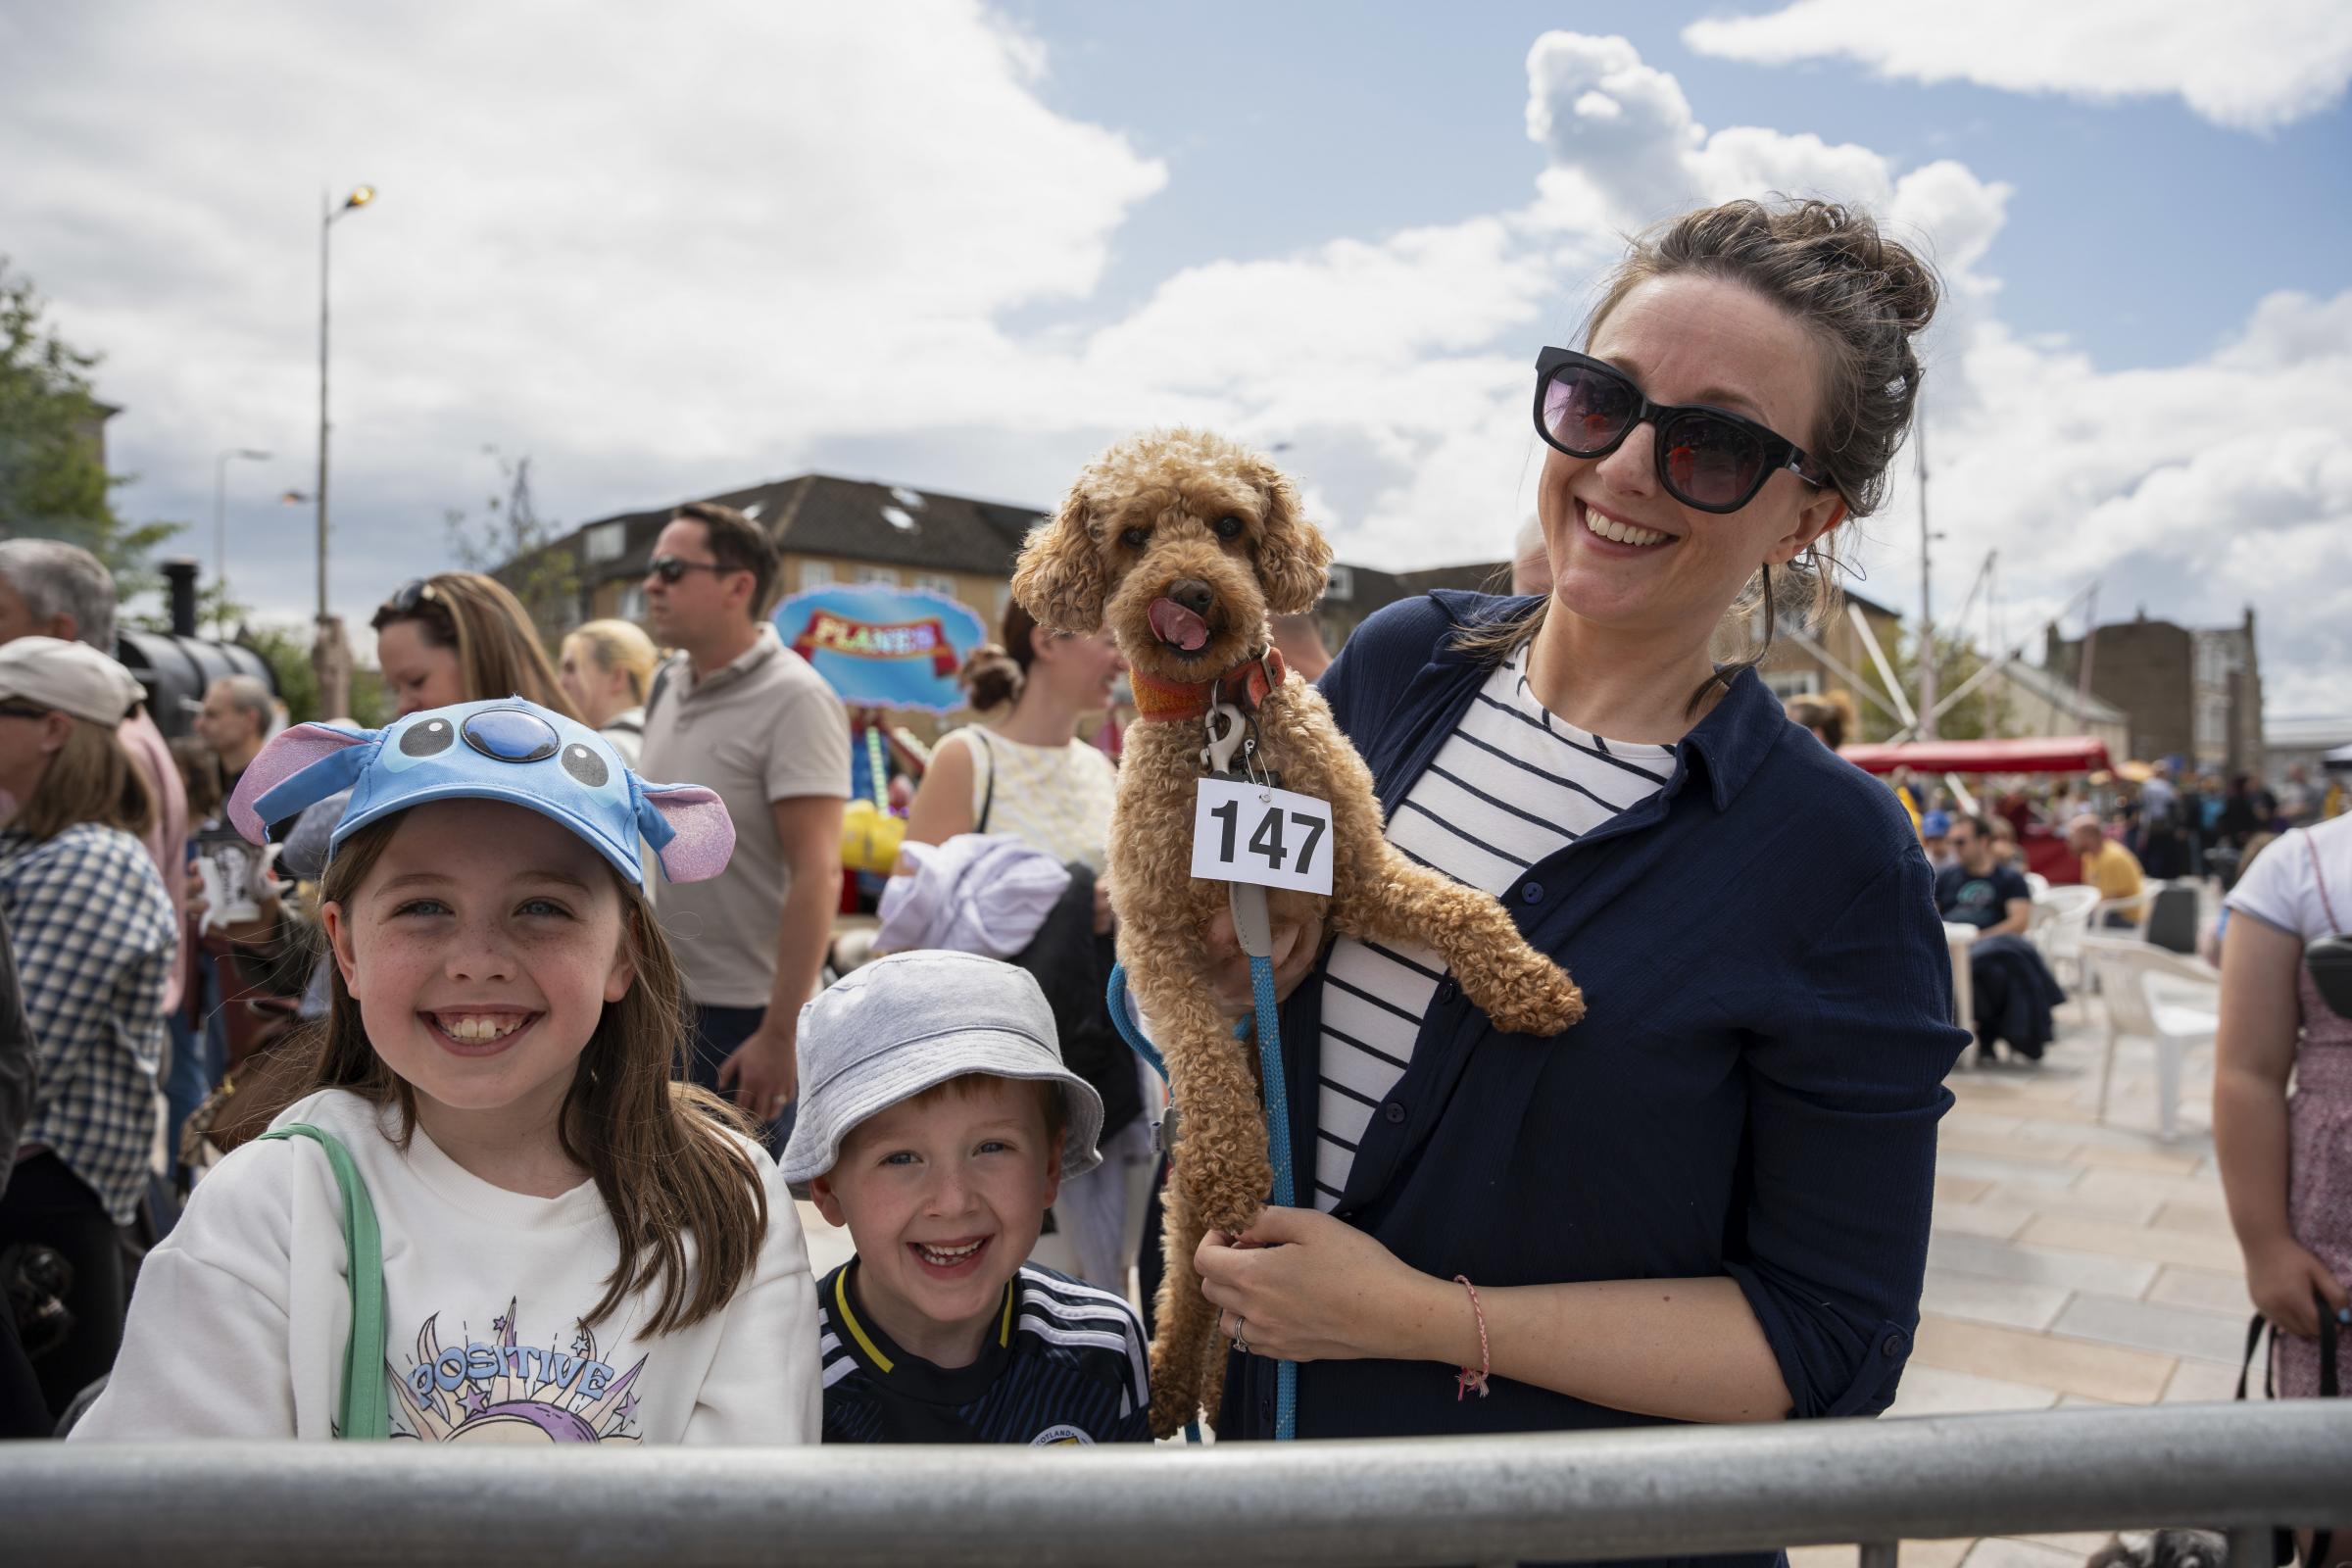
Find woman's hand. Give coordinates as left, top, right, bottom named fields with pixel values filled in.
left=1193, top=1206, right=1459, bottom=1365
left=1200, top=906, right=1325, bottom=1020
left=2245, top=1235, right=2350, bottom=1340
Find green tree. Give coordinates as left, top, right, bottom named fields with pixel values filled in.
left=0, top=259, right=182, bottom=592
left=446, top=449, right=579, bottom=642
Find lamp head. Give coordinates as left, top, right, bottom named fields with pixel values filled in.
left=237, top=448, right=271, bottom=461
left=343, top=185, right=375, bottom=211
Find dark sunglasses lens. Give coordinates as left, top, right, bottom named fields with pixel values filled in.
left=651, top=557, right=684, bottom=582
left=387, top=578, right=426, bottom=612
left=1658, top=411, right=1767, bottom=510
left=1541, top=365, right=1637, bottom=456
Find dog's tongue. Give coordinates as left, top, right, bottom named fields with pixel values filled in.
left=1149, top=598, right=1211, bottom=653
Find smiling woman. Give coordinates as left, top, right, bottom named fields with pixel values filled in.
left=1190, top=202, right=1971, bottom=1536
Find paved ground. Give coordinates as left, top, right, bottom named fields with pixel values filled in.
left=795, top=954, right=2245, bottom=1566
left=1794, top=963, right=2245, bottom=1568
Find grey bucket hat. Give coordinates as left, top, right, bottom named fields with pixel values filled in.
left=778, top=951, right=1104, bottom=1184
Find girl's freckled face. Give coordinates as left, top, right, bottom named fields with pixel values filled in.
left=323, top=800, right=635, bottom=1122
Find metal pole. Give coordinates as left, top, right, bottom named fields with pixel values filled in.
left=1917, top=414, right=1937, bottom=741
left=316, top=187, right=331, bottom=621
left=213, top=452, right=229, bottom=638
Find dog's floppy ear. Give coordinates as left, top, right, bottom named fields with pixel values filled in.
left=1011, top=483, right=1108, bottom=633
left=1249, top=455, right=1333, bottom=617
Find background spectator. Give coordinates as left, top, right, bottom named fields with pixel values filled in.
left=2070, top=813, right=2145, bottom=927
left=192, top=676, right=270, bottom=795
left=902, top=598, right=1138, bottom=1292
left=2214, top=812, right=2352, bottom=1410
left=368, top=572, right=576, bottom=720
left=1938, top=815, right=2033, bottom=936
left=1267, top=612, right=1331, bottom=685
left=0, top=637, right=173, bottom=1419
left=559, top=617, right=659, bottom=765
left=639, top=502, right=847, bottom=1146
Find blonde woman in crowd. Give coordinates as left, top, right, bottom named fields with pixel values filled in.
left=560, top=618, right=661, bottom=766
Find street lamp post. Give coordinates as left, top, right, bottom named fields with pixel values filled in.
left=315, top=182, right=375, bottom=717
left=212, top=448, right=270, bottom=637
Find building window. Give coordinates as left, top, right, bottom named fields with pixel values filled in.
left=800, top=561, right=834, bottom=589
left=914, top=571, right=956, bottom=597
left=584, top=521, right=624, bottom=564
left=1764, top=670, right=1822, bottom=700
left=1325, top=564, right=1355, bottom=603
left=618, top=583, right=646, bottom=622
left=855, top=565, right=900, bottom=587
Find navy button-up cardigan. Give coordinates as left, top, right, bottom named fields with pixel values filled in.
left=1219, top=589, right=1967, bottom=1446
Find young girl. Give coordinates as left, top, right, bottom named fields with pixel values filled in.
left=74, top=698, right=820, bottom=1443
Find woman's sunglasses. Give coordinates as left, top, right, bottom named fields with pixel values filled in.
left=381, top=578, right=442, bottom=615
left=647, top=555, right=735, bottom=584
left=1533, top=347, right=1831, bottom=514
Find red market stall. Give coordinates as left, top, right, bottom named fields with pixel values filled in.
left=1838, top=737, right=2115, bottom=883
left=1838, top=737, right=2113, bottom=775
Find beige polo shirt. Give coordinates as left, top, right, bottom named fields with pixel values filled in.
left=640, top=624, right=850, bottom=1007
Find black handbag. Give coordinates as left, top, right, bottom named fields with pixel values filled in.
left=2233, top=1287, right=2338, bottom=1567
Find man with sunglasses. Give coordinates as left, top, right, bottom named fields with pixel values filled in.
left=639, top=502, right=848, bottom=1147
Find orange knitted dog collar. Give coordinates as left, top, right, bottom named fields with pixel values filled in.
left=1130, top=647, right=1288, bottom=724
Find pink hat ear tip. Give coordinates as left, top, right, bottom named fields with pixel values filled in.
left=641, top=784, right=735, bottom=883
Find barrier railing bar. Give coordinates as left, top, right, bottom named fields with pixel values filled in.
left=6, top=1402, right=2347, bottom=1568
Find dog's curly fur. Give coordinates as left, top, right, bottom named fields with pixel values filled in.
left=1013, top=427, right=1586, bottom=1437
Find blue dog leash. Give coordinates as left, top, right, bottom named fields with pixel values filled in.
left=1106, top=876, right=1299, bottom=1445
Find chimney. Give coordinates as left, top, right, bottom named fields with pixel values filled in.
left=161, top=559, right=199, bottom=639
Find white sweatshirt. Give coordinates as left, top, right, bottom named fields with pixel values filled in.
left=74, top=1089, right=820, bottom=1444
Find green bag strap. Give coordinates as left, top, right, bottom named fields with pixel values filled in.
left=260, top=1123, right=391, bottom=1441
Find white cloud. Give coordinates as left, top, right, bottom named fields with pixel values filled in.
left=3, top=15, right=2339, bottom=716
left=1683, top=0, right=2352, bottom=132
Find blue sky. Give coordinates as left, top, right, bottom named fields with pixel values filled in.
left=1003, top=3, right=2352, bottom=369
left=3, top=2, right=2348, bottom=710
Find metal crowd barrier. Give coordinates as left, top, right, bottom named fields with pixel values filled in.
left=5, top=1401, right=2347, bottom=1567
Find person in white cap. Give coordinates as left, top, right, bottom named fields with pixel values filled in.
left=787, top=951, right=1151, bottom=1444
left=0, top=635, right=174, bottom=1420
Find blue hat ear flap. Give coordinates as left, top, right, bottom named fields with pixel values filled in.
left=229, top=723, right=380, bottom=846
left=635, top=782, right=735, bottom=884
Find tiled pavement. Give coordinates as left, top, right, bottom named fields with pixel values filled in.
left=1793, top=969, right=2251, bottom=1568
left=793, top=966, right=2249, bottom=1566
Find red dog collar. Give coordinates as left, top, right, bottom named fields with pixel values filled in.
left=1130, top=647, right=1288, bottom=724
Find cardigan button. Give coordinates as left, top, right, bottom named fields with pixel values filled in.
left=1437, top=979, right=1459, bottom=1004
left=1880, top=1332, right=1908, bottom=1358
left=1520, top=881, right=1544, bottom=905
left=1382, top=1101, right=1406, bottom=1125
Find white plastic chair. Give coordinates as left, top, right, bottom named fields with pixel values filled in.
left=2025, top=871, right=2051, bottom=902
left=2080, top=934, right=2220, bottom=1142
left=2035, top=883, right=2101, bottom=989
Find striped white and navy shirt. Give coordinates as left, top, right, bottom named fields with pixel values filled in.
left=816, top=1259, right=1152, bottom=1444
left=1311, top=648, right=1671, bottom=1209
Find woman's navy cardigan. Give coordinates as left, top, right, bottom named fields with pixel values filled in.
left=1218, top=589, right=1968, bottom=1443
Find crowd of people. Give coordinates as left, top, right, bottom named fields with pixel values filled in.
left=0, top=191, right=2339, bottom=1568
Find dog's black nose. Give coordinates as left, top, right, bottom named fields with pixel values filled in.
left=1166, top=579, right=1215, bottom=616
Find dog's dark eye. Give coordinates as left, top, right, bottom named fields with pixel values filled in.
left=1213, top=515, right=1246, bottom=541
left=1120, top=526, right=1151, bottom=549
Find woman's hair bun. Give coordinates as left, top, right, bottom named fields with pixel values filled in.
left=1783, top=199, right=1939, bottom=335
left=957, top=642, right=1023, bottom=710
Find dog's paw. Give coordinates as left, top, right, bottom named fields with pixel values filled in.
left=1467, top=952, right=1586, bottom=1037
left=1148, top=1379, right=1202, bottom=1440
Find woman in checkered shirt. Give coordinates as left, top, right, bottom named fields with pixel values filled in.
left=0, top=639, right=175, bottom=1424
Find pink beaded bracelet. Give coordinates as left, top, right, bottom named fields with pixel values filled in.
left=1453, top=1274, right=1491, bottom=1400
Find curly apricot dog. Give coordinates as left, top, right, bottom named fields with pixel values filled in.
left=1013, top=427, right=1584, bottom=1437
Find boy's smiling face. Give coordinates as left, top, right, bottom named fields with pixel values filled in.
left=810, top=1074, right=1064, bottom=1367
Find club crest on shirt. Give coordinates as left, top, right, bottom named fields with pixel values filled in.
left=1030, top=1423, right=1095, bottom=1446
left=386, top=1298, right=649, bottom=1444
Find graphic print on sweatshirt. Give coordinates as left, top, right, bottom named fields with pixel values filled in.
left=386, top=1298, right=649, bottom=1443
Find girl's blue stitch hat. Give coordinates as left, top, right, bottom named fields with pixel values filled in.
left=223, top=696, right=734, bottom=887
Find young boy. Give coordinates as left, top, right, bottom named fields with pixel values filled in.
left=781, top=951, right=1152, bottom=1444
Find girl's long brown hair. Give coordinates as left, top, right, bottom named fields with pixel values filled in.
left=307, top=811, right=767, bottom=1334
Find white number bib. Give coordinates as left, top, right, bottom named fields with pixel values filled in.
left=1190, top=778, right=1335, bottom=897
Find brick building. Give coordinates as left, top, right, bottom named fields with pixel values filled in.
left=2043, top=609, right=2264, bottom=771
